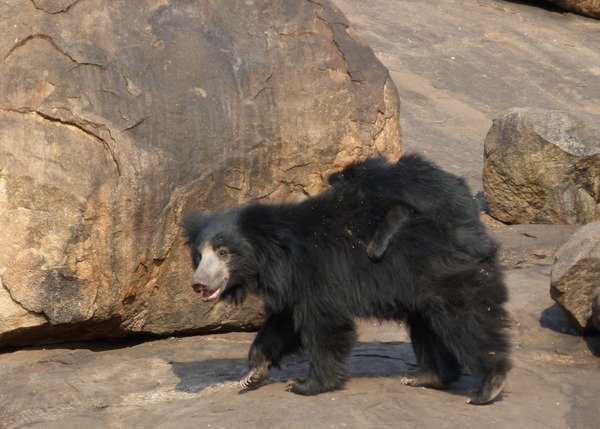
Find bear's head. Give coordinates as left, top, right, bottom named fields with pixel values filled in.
left=182, top=209, right=258, bottom=303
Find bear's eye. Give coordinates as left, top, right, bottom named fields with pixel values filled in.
left=192, top=249, right=201, bottom=266
left=217, top=248, right=229, bottom=258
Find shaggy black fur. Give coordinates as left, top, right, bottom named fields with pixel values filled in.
left=328, top=155, right=496, bottom=263
left=183, top=154, right=511, bottom=404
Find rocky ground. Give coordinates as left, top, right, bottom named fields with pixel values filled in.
left=2, top=0, right=600, bottom=428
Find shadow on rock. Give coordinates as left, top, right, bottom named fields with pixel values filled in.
left=540, top=303, right=580, bottom=335
left=583, top=336, right=600, bottom=358
left=171, top=358, right=247, bottom=393
left=502, top=0, right=565, bottom=14
left=540, top=303, right=600, bottom=357
left=170, top=341, right=481, bottom=399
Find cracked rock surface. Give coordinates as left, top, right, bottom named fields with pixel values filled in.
left=0, top=0, right=400, bottom=347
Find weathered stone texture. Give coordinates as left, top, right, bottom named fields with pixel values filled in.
left=546, top=0, right=600, bottom=19
left=483, top=108, right=600, bottom=225
left=0, top=0, right=401, bottom=348
left=551, top=221, right=600, bottom=333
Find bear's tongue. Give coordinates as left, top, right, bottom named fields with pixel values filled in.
left=202, top=287, right=223, bottom=302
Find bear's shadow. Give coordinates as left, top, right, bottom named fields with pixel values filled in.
left=170, top=340, right=480, bottom=399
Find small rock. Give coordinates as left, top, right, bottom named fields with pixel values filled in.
left=550, top=221, right=600, bottom=333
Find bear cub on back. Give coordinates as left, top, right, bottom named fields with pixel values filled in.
left=183, top=154, right=511, bottom=405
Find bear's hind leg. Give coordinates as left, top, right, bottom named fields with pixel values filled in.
left=462, top=308, right=512, bottom=405
left=402, top=313, right=461, bottom=389
left=425, top=296, right=512, bottom=404
left=241, top=311, right=301, bottom=389
left=467, top=358, right=511, bottom=405
left=286, top=321, right=356, bottom=395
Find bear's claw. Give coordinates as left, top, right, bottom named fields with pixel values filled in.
left=240, top=361, right=270, bottom=389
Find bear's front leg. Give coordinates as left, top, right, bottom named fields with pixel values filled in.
left=285, top=321, right=356, bottom=395
left=240, top=345, right=271, bottom=388
left=240, top=311, right=301, bottom=390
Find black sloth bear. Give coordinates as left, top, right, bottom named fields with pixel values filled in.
left=182, top=154, right=511, bottom=405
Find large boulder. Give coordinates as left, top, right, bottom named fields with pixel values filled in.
left=0, top=0, right=401, bottom=348
left=550, top=222, right=600, bottom=333
left=483, top=108, right=600, bottom=225
left=546, top=0, right=600, bottom=19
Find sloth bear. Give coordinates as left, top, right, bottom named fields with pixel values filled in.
left=182, top=154, right=511, bottom=405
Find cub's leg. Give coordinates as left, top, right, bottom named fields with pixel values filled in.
left=367, top=203, right=413, bottom=261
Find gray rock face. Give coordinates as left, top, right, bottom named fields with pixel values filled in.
left=546, top=0, right=600, bottom=19
left=551, top=221, right=600, bottom=333
left=483, top=108, right=600, bottom=225
left=0, top=0, right=401, bottom=348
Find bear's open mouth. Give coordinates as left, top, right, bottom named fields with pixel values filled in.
left=201, top=286, right=224, bottom=302
left=193, top=279, right=227, bottom=302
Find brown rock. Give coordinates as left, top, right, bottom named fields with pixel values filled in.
left=0, top=0, right=401, bottom=348
left=593, top=287, right=600, bottom=331
left=546, top=0, right=600, bottom=19
left=483, top=108, right=600, bottom=225
left=550, top=221, right=600, bottom=333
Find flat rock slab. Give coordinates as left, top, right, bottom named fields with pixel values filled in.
left=491, top=224, right=580, bottom=269
left=1, top=267, right=599, bottom=428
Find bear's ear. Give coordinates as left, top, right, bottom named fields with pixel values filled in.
left=328, top=162, right=360, bottom=185
left=327, top=170, right=344, bottom=186
left=181, top=210, right=210, bottom=244
left=328, top=157, right=387, bottom=186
